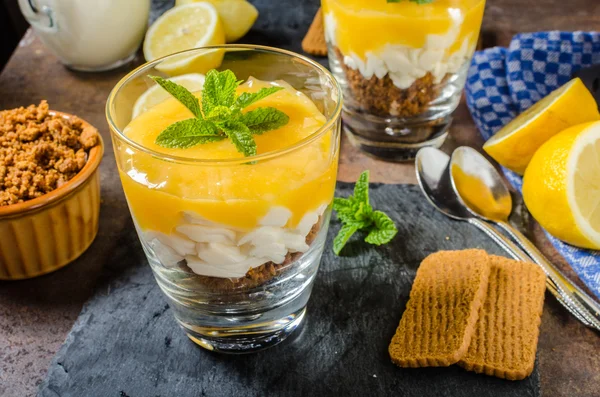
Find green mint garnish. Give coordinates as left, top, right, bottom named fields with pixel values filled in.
left=387, top=0, right=433, bottom=4
left=332, top=171, right=398, bottom=255
left=154, top=118, right=223, bottom=149
left=149, top=69, right=290, bottom=156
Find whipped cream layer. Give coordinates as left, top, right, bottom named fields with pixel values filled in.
left=144, top=205, right=328, bottom=278
left=325, top=11, right=475, bottom=89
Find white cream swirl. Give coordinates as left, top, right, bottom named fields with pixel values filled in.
left=144, top=205, right=328, bottom=278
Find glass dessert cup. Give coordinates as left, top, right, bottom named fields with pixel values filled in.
left=107, top=46, right=342, bottom=353
left=322, top=0, right=485, bottom=160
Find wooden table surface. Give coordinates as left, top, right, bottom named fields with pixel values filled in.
left=1, top=1, right=600, bottom=396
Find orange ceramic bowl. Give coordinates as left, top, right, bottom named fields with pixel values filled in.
left=0, top=111, right=104, bottom=280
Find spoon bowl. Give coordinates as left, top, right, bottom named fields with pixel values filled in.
left=415, top=147, right=471, bottom=220
left=415, top=147, right=536, bottom=261
left=450, top=146, right=513, bottom=222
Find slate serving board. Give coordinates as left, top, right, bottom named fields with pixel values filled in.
left=38, top=184, right=541, bottom=397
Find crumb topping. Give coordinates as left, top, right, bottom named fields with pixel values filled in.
left=0, top=101, right=99, bottom=206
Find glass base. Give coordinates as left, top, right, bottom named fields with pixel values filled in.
left=343, top=111, right=451, bottom=161
left=182, top=306, right=306, bottom=354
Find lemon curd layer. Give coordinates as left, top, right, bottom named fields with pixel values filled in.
left=322, top=0, right=485, bottom=89
left=323, top=0, right=484, bottom=58
left=119, top=78, right=338, bottom=235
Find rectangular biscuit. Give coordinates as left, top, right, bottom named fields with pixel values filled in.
left=301, top=8, right=328, bottom=56
left=389, top=249, right=491, bottom=367
left=458, top=255, right=546, bottom=380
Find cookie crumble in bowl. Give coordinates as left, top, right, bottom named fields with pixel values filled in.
left=0, top=101, right=103, bottom=280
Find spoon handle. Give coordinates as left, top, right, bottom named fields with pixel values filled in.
left=468, top=218, right=594, bottom=329
left=498, top=221, right=600, bottom=331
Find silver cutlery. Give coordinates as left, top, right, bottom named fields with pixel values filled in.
left=449, top=146, right=600, bottom=331
left=415, top=147, right=595, bottom=329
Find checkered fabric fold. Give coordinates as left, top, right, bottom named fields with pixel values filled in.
left=465, top=31, right=600, bottom=299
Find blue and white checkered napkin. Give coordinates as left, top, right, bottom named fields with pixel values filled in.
left=465, top=31, right=600, bottom=299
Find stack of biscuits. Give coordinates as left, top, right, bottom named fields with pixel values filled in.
left=389, top=249, right=547, bottom=380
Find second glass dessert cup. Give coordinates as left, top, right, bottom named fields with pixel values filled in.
left=107, top=46, right=342, bottom=353
left=322, top=0, right=485, bottom=160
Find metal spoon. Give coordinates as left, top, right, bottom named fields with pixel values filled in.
left=450, top=146, right=600, bottom=331
left=416, top=147, right=592, bottom=328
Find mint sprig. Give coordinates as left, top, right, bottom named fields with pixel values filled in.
left=332, top=171, right=398, bottom=255
left=149, top=70, right=289, bottom=156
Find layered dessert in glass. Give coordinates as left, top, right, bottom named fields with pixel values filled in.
left=322, top=0, right=485, bottom=160
left=107, top=46, right=341, bottom=353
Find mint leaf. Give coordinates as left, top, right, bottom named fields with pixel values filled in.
left=149, top=69, right=290, bottom=156
left=364, top=211, right=398, bottom=245
left=354, top=201, right=373, bottom=223
left=333, top=197, right=353, bottom=212
left=150, top=76, right=202, bottom=119
left=206, top=105, right=232, bottom=122
left=202, top=69, right=242, bottom=115
left=155, top=118, right=222, bottom=149
left=240, top=107, right=290, bottom=135
left=336, top=210, right=360, bottom=225
left=236, top=86, right=284, bottom=109
left=335, top=201, right=372, bottom=228
left=333, top=198, right=359, bottom=224
left=332, top=171, right=397, bottom=255
left=353, top=170, right=370, bottom=205
left=333, top=223, right=360, bottom=255
left=218, top=120, right=256, bottom=157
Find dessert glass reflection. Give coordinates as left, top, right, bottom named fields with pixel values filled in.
left=322, top=0, right=485, bottom=160
left=107, top=46, right=342, bottom=353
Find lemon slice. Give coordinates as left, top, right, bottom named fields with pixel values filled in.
left=523, top=121, right=600, bottom=249
left=144, top=3, right=225, bottom=75
left=483, top=78, right=600, bottom=174
left=175, top=0, right=258, bottom=42
left=132, top=73, right=205, bottom=119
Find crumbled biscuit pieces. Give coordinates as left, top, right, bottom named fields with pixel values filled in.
left=335, top=48, right=441, bottom=118
left=0, top=101, right=99, bottom=206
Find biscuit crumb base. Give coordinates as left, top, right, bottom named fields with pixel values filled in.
left=0, top=101, right=100, bottom=206
left=335, top=48, right=442, bottom=118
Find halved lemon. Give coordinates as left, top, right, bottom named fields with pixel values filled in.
left=175, top=0, right=258, bottom=42
left=132, top=73, right=205, bottom=119
left=143, top=3, right=225, bottom=75
left=523, top=121, right=600, bottom=249
left=483, top=78, right=600, bottom=174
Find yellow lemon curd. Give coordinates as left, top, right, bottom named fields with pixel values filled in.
left=322, top=0, right=485, bottom=58
left=451, top=165, right=511, bottom=221
left=119, top=78, right=338, bottom=235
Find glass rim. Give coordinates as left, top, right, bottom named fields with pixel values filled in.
left=106, top=44, right=342, bottom=165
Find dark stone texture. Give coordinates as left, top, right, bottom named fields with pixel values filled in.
left=2, top=0, right=600, bottom=396
left=243, top=0, right=324, bottom=67
left=38, top=184, right=540, bottom=397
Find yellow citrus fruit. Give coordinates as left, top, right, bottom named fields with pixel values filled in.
left=483, top=78, right=600, bottom=175
left=132, top=73, right=205, bottom=119
left=523, top=121, right=600, bottom=249
left=175, top=0, right=258, bottom=42
left=143, top=3, right=225, bottom=75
